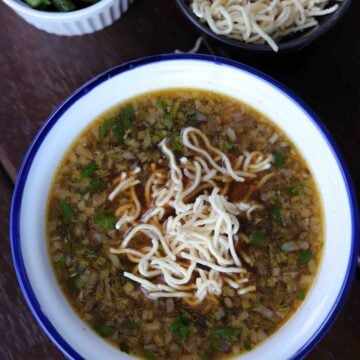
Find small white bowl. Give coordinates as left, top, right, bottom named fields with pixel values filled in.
left=3, top=0, right=134, bottom=36
left=10, top=54, right=358, bottom=360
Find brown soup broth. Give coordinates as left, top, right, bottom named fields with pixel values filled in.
left=47, top=89, right=323, bottom=359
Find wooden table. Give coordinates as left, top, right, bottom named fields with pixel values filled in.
left=1, top=1, right=359, bottom=359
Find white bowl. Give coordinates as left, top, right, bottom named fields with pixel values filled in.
left=3, top=0, right=134, bottom=36
left=10, top=54, right=358, bottom=360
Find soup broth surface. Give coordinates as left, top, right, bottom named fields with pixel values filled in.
left=47, top=89, right=323, bottom=359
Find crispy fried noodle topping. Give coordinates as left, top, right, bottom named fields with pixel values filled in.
left=109, top=127, right=273, bottom=305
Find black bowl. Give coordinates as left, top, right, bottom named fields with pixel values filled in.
left=176, top=0, right=352, bottom=53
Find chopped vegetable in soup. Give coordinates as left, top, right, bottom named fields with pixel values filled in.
left=47, top=89, right=323, bottom=359
left=22, top=0, right=100, bottom=12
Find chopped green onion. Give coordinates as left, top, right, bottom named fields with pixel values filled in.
left=67, top=276, right=86, bottom=294
left=95, top=212, right=116, bottom=230
left=164, top=114, right=174, bottom=128
left=156, top=99, right=167, bottom=111
left=298, top=250, right=313, bottom=265
left=112, top=125, right=124, bottom=142
left=101, top=105, right=136, bottom=142
left=273, top=151, right=286, bottom=168
left=272, top=201, right=282, bottom=225
left=223, top=140, right=234, bottom=150
left=54, top=257, right=66, bottom=269
left=89, top=178, right=101, bottom=192
left=143, top=350, right=157, bottom=360
left=122, top=321, right=139, bottom=331
left=171, top=134, right=183, bottom=151
left=211, top=326, right=240, bottom=339
left=98, top=118, right=116, bottom=140
left=297, top=289, right=306, bottom=300
left=94, top=324, right=114, bottom=337
left=288, top=183, right=301, bottom=197
left=249, top=229, right=264, bottom=246
left=121, top=105, right=136, bottom=132
left=80, top=161, right=96, bottom=179
left=244, top=342, right=253, bottom=351
left=171, top=315, right=189, bottom=342
left=60, top=200, right=73, bottom=223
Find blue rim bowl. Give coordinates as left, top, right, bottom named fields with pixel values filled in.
left=10, top=53, right=359, bottom=359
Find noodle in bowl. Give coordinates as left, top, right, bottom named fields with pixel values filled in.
left=177, top=0, right=351, bottom=52
left=11, top=54, right=358, bottom=360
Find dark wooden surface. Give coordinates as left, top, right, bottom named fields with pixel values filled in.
left=0, top=0, right=359, bottom=359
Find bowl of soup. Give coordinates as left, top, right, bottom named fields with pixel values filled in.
left=10, top=54, right=358, bottom=360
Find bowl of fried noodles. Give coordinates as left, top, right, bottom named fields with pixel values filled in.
left=176, top=0, right=351, bottom=52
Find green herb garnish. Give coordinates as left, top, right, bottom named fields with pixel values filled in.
left=288, top=183, right=301, bottom=197
left=297, top=289, right=306, bottom=300
left=98, top=118, right=116, bottom=140
left=273, top=151, right=286, bottom=168
left=67, top=276, right=86, bottom=294
left=80, top=161, right=96, bottom=179
left=171, top=134, right=183, bottom=151
left=60, top=200, right=73, bottom=223
left=112, top=125, right=124, bottom=142
left=211, top=326, right=240, bottom=339
left=110, top=105, right=137, bottom=142
left=223, top=140, right=234, bottom=150
left=164, top=114, right=174, bottom=128
left=122, top=321, right=139, bottom=331
left=244, top=342, right=253, bottom=351
left=249, top=229, right=264, bottom=246
left=95, top=212, right=116, bottom=230
left=121, top=105, right=136, bottom=132
left=143, top=350, right=157, bottom=360
left=156, top=99, right=167, bottom=111
left=171, top=314, right=189, bottom=342
left=272, top=201, right=282, bottom=225
left=298, top=250, right=313, bottom=265
left=54, top=257, right=66, bottom=269
left=89, top=178, right=101, bottom=192
left=94, top=324, right=114, bottom=338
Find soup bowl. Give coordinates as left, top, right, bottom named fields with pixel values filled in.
left=10, top=54, right=358, bottom=360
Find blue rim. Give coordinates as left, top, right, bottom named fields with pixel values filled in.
left=10, top=53, right=359, bottom=360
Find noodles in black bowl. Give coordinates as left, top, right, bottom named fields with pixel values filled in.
left=176, top=0, right=352, bottom=52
